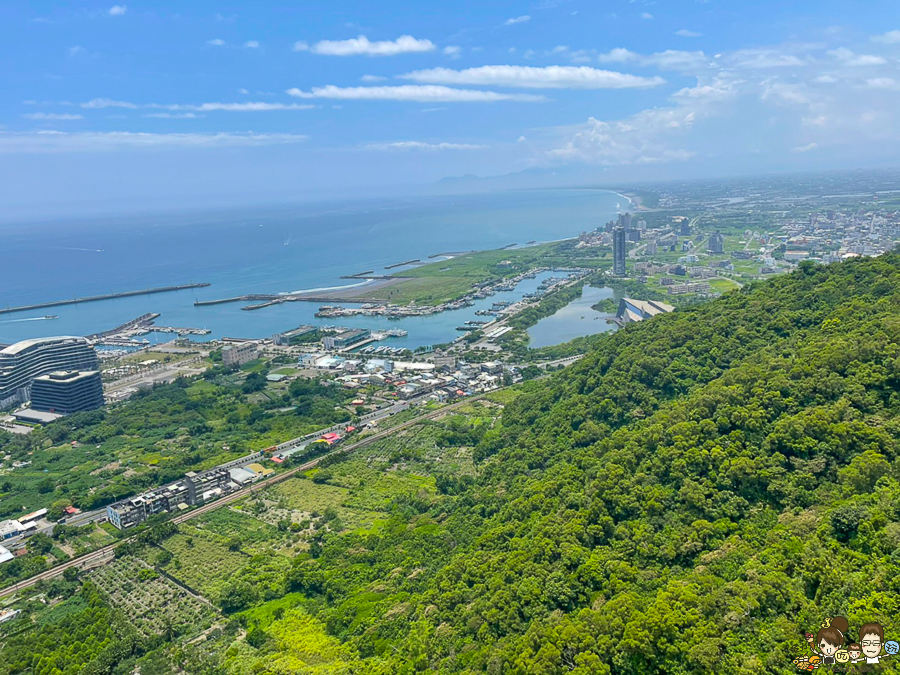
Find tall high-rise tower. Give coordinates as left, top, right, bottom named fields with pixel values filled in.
left=613, top=227, right=627, bottom=276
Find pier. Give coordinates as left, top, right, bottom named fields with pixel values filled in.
left=0, top=283, right=210, bottom=316
left=86, top=313, right=160, bottom=340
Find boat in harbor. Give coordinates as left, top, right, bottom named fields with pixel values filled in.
left=456, top=325, right=480, bottom=332
left=44, top=315, right=58, bottom=320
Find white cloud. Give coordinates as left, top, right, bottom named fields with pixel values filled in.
left=80, top=98, right=315, bottom=112
left=443, top=45, right=462, bottom=58
left=792, top=142, right=818, bottom=153
left=596, top=48, right=637, bottom=64
left=23, top=112, right=83, bottom=120
left=871, top=30, right=900, bottom=44
left=762, top=82, right=811, bottom=106
left=641, top=12, right=653, bottom=20
left=207, top=38, right=225, bottom=47
left=364, top=141, right=486, bottom=151
left=728, top=48, right=808, bottom=68
left=0, top=131, right=308, bottom=153
left=286, top=84, right=547, bottom=103
left=550, top=116, right=695, bottom=164
left=244, top=40, right=260, bottom=49
left=81, top=98, right=138, bottom=109
left=400, top=65, right=664, bottom=89
left=238, top=88, right=250, bottom=94
left=108, top=5, right=126, bottom=16
left=547, top=71, right=740, bottom=165
left=596, top=48, right=709, bottom=72
left=360, top=74, right=387, bottom=83
left=293, top=35, right=435, bottom=56
left=68, top=46, right=85, bottom=57
left=144, top=113, right=201, bottom=119
left=676, top=29, right=702, bottom=38
left=827, top=47, right=886, bottom=66
left=504, top=15, right=531, bottom=25
left=180, top=102, right=314, bottom=111
left=517, top=135, right=527, bottom=142
left=814, top=75, right=839, bottom=84
left=867, top=77, right=900, bottom=90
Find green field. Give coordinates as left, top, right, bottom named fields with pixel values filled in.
left=155, top=529, right=249, bottom=598
left=353, top=243, right=563, bottom=305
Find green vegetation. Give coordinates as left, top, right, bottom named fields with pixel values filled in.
left=590, top=297, right=618, bottom=313
left=354, top=242, right=610, bottom=306
left=0, top=582, right=138, bottom=675
left=0, top=373, right=353, bottom=520
left=5, top=252, right=900, bottom=674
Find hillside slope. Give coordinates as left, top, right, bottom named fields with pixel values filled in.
left=291, top=254, right=900, bottom=674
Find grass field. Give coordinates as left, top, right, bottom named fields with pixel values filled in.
left=708, top=277, right=742, bottom=292
left=354, top=243, right=559, bottom=306
left=190, top=507, right=287, bottom=554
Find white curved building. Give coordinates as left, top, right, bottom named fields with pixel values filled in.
left=0, top=336, right=99, bottom=408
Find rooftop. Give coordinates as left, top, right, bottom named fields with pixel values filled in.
left=35, top=370, right=100, bottom=383
left=11, top=408, right=65, bottom=424
left=0, top=336, right=87, bottom=357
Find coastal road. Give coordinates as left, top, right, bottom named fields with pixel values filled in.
left=0, top=391, right=492, bottom=600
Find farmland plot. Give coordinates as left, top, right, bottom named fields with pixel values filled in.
left=91, top=557, right=217, bottom=639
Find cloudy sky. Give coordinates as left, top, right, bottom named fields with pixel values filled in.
left=4, top=0, right=900, bottom=215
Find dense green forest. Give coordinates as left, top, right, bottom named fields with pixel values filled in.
left=2, top=252, right=899, bottom=673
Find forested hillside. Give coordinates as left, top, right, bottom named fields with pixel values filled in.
left=283, top=254, right=900, bottom=673
left=3, top=253, right=899, bottom=674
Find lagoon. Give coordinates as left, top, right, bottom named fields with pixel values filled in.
left=526, top=286, right=619, bottom=349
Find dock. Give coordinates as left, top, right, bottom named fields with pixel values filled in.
left=86, top=313, right=160, bottom=340
left=0, top=283, right=210, bottom=316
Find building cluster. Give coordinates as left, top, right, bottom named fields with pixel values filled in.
left=778, top=208, right=900, bottom=263
left=106, top=456, right=268, bottom=529
left=322, top=356, right=516, bottom=402
left=0, top=508, right=48, bottom=541
left=0, top=336, right=100, bottom=410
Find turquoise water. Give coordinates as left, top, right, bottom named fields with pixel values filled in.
left=0, top=189, right=624, bottom=348
left=527, top=286, right=620, bottom=348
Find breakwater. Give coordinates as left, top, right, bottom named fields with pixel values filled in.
left=0, top=284, right=210, bottom=316
left=384, top=259, right=420, bottom=269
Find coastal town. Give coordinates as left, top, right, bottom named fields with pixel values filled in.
left=1, top=172, right=899, bottom=669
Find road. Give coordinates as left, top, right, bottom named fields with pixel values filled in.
left=0, top=392, right=490, bottom=600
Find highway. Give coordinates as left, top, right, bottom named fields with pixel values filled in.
left=0, top=392, right=487, bottom=600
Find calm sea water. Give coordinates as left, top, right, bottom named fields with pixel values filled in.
left=0, top=189, right=623, bottom=348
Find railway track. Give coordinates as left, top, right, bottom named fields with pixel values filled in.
left=0, top=393, right=486, bottom=600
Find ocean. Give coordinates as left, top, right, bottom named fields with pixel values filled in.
left=0, top=189, right=624, bottom=348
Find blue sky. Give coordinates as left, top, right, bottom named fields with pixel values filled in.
left=3, top=0, right=900, bottom=216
